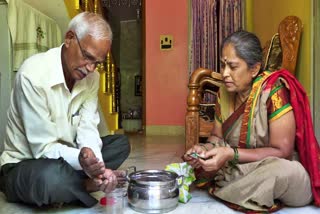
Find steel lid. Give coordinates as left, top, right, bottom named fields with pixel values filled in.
left=128, top=169, right=178, bottom=186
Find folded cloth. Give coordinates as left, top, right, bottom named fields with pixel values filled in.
left=8, top=0, right=62, bottom=71
left=165, top=162, right=196, bottom=203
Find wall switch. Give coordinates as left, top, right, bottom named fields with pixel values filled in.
left=160, top=35, right=173, bottom=50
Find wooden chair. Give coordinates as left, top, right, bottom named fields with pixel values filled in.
left=185, top=16, right=302, bottom=150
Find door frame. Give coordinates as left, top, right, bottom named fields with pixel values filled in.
left=141, top=0, right=146, bottom=135
left=313, top=0, right=320, bottom=142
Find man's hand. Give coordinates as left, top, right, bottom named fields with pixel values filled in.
left=84, top=170, right=127, bottom=193
left=79, top=147, right=105, bottom=178
left=113, top=170, right=127, bottom=187
left=93, top=169, right=118, bottom=193
left=79, top=148, right=128, bottom=193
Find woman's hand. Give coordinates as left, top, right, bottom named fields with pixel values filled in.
left=198, top=147, right=234, bottom=172
left=183, top=144, right=207, bottom=169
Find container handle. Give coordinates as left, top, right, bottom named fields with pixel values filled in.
left=169, top=175, right=184, bottom=193
left=126, top=166, right=136, bottom=181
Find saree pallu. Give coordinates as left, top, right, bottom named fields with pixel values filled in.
left=259, top=69, right=320, bottom=206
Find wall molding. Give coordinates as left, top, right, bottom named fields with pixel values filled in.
left=146, top=125, right=185, bottom=136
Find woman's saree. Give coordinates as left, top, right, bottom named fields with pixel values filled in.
left=199, top=69, right=320, bottom=212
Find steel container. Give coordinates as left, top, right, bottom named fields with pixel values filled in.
left=126, top=166, right=182, bottom=213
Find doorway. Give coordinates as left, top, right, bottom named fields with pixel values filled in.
left=102, top=0, right=143, bottom=133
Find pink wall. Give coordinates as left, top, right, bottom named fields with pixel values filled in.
left=145, top=0, right=188, bottom=126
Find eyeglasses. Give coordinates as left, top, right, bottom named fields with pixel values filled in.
left=74, top=33, right=102, bottom=68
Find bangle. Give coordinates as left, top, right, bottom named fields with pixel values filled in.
left=229, top=147, right=239, bottom=166
left=199, top=143, right=208, bottom=151
left=206, top=141, right=217, bottom=149
left=206, top=138, right=225, bottom=147
left=206, top=140, right=214, bottom=146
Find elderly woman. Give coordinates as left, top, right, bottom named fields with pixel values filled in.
left=184, top=30, right=320, bottom=212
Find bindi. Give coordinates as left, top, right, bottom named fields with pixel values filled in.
left=222, top=57, right=229, bottom=64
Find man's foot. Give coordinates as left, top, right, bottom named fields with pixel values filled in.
left=52, top=202, right=64, bottom=209
left=38, top=202, right=64, bottom=210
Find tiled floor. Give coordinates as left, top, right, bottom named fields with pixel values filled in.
left=0, top=134, right=319, bottom=214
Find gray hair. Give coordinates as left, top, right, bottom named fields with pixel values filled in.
left=68, top=12, right=112, bottom=41
left=221, top=30, right=262, bottom=70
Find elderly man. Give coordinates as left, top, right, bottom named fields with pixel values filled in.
left=0, top=12, right=130, bottom=207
